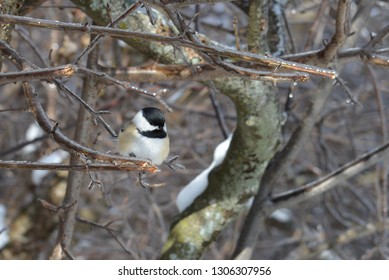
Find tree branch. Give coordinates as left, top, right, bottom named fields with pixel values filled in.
left=0, top=160, right=146, bottom=172
left=51, top=35, right=103, bottom=259
left=0, top=64, right=76, bottom=84
left=146, top=0, right=235, bottom=7
left=270, top=138, right=389, bottom=210
left=0, top=14, right=337, bottom=79
left=321, top=0, right=351, bottom=63
left=73, top=0, right=143, bottom=65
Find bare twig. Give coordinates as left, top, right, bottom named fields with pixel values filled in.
left=79, top=66, right=173, bottom=111
left=51, top=36, right=103, bottom=259
left=0, top=39, right=117, bottom=138
left=0, top=160, right=152, bottom=172
left=207, top=83, right=229, bottom=139
left=47, top=200, right=77, bottom=259
left=15, top=27, right=48, bottom=66
left=73, top=1, right=143, bottom=64
left=0, top=14, right=338, bottom=79
left=303, top=1, right=328, bottom=51
left=364, top=24, right=389, bottom=50
left=281, top=4, right=360, bottom=64
left=99, top=61, right=309, bottom=83
left=0, top=133, right=46, bottom=156
left=321, top=0, right=351, bottom=62
left=145, top=0, right=235, bottom=7
left=39, top=199, right=132, bottom=259
left=55, top=80, right=118, bottom=137
left=76, top=216, right=139, bottom=258
left=367, top=64, right=388, bottom=246
left=138, top=172, right=166, bottom=188
left=0, top=64, right=76, bottom=84
left=283, top=46, right=389, bottom=67
left=335, top=76, right=361, bottom=106
left=163, top=155, right=186, bottom=170
left=270, top=139, right=389, bottom=210
left=78, top=67, right=157, bottom=96
left=282, top=18, right=389, bottom=68
left=214, top=59, right=310, bottom=83
left=62, top=247, right=76, bottom=260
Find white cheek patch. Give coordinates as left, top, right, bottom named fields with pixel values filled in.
left=132, top=111, right=157, bottom=131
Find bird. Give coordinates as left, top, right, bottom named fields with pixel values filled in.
left=118, top=107, right=170, bottom=165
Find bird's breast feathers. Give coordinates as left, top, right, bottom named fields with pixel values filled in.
left=119, top=126, right=169, bottom=164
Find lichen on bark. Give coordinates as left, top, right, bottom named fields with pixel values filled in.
left=0, top=0, right=27, bottom=67
left=161, top=76, right=280, bottom=259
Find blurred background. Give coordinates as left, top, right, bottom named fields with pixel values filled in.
left=1, top=0, right=389, bottom=259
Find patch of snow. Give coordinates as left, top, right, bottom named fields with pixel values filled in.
left=31, top=150, right=68, bottom=186
left=0, top=204, right=9, bottom=249
left=176, top=134, right=233, bottom=212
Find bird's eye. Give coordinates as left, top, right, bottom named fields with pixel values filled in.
left=120, top=128, right=124, bottom=132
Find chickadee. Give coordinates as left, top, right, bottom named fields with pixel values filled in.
left=118, top=107, right=169, bottom=165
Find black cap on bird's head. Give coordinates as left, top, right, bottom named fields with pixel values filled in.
left=129, top=107, right=167, bottom=139
left=142, top=107, right=166, bottom=128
